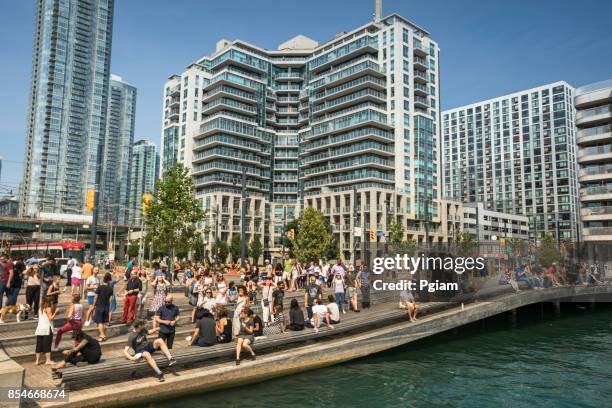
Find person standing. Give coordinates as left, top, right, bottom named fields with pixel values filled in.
left=35, top=297, right=57, bottom=365
left=258, top=275, right=276, bottom=324
left=93, top=273, right=114, bottom=342
left=304, top=274, right=322, bottom=319
left=84, top=267, right=100, bottom=326
left=46, top=275, right=62, bottom=315
left=121, top=270, right=141, bottom=324
left=154, top=295, right=180, bottom=349
left=25, top=264, right=41, bottom=320
left=41, top=256, right=59, bottom=301
left=65, top=256, right=75, bottom=287
left=7, top=256, right=24, bottom=307
left=333, top=272, right=347, bottom=314
left=0, top=254, right=13, bottom=308
left=345, top=269, right=360, bottom=312
left=149, top=275, right=169, bottom=322
left=81, top=259, right=94, bottom=298
left=124, top=257, right=134, bottom=281
left=70, top=261, right=83, bottom=296
left=355, top=258, right=371, bottom=309
left=272, top=282, right=285, bottom=314
left=136, top=269, right=149, bottom=318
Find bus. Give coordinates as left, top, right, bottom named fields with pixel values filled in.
left=9, top=241, right=85, bottom=262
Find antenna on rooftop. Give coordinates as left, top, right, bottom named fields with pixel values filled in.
left=374, top=0, right=382, bottom=22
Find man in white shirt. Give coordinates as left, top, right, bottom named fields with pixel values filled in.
left=308, top=298, right=334, bottom=333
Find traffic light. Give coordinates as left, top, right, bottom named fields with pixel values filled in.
left=289, top=228, right=295, bottom=240
left=499, top=237, right=506, bottom=246
left=370, top=230, right=375, bottom=241
left=142, top=193, right=153, bottom=216
left=86, top=189, right=95, bottom=212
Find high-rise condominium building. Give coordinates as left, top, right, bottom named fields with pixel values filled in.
left=20, top=0, right=114, bottom=218
left=162, top=13, right=453, bottom=259
left=575, top=79, right=612, bottom=258
left=101, top=75, right=137, bottom=224
left=442, top=82, right=580, bottom=242
left=128, top=140, right=159, bottom=225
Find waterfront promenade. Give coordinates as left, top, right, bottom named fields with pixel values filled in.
left=5, top=281, right=610, bottom=407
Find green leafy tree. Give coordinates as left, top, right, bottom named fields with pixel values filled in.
left=249, top=235, right=263, bottom=265
left=387, top=215, right=404, bottom=244
left=291, top=207, right=334, bottom=263
left=507, top=238, right=527, bottom=266
left=212, top=239, right=229, bottom=264
left=229, top=234, right=242, bottom=262
left=127, top=241, right=140, bottom=258
left=143, top=163, right=206, bottom=261
left=537, top=233, right=561, bottom=267
left=456, top=231, right=477, bottom=257
left=325, top=235, right=340, bottom=261
left=396, top=236, right=418, bottom=256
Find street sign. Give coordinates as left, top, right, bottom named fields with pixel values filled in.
left=354, top=227, right=362, bottom=237
left=376, top=230, right=384, bottom=238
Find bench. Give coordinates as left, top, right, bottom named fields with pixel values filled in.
left=57, top=297, right=442, bottom=386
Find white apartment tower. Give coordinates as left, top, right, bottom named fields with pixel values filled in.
left=161, top=13, right=452, bottom=259
left=443, top=82, right=580, bottom=243
left=575, top=79, right=612, bottom=260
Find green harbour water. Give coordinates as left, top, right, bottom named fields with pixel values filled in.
left=149, top=304, right=612, bottom=408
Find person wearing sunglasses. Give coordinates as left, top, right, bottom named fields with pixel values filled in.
left=154, top=294, right=180, bottom=349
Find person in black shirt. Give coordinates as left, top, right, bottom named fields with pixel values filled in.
left=252, top=313, right=264, bottom=337
left=216, top=309, right=232, bottom=343
left=272, top=282, right=285, bottom=313
left=154, top=295, right=180, bottom=349
left=124, top=319, right=176, bottom=382
left=287, top=298, right=305, bottom=331
left=41, top=257, right=59, bottom=300
left=187, top=309, right=216, bottom=347
left=6, top=257, right=24, bottom=306
left=93, top=273, right=114, bottom=342
left=52, top=329, right=101, bottom=370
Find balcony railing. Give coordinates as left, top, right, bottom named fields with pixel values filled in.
left=582, top=206, right=612, bottom=216
left=583, top=227, right=612, bottom=236
left=580, top=185, right=612, bottom=196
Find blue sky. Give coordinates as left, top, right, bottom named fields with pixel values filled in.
left=1, top=0, right=611, bottom=190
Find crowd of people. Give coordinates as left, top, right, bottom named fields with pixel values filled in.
left=2, top=250, right=605, bottom=382
left=499, top=261, right=607, bottom=292
left=0, top=252, right=376, bottom=381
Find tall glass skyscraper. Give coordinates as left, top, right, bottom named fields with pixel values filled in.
left=20, top=0, right=114, bottom=218
left=128, top=140, right=159, bottom=225
left=101, top=74, right=137, bottom=224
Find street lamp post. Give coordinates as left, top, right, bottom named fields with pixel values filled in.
left=282, top=206, right=287, bottom=258
left=240, top=168, right=247, bottom=267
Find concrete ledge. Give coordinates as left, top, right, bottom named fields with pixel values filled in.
left=40, top=284, right=612, bottom=408
left=0, top=348, right=25, bottom=408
